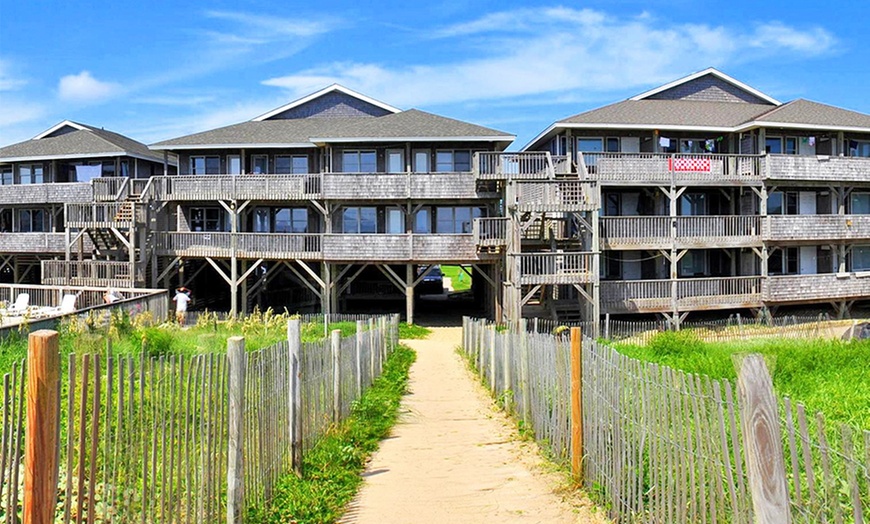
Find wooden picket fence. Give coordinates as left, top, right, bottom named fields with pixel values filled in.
left=463, top=317, right=869, bottom=524
left=1, top=314, right=399, bottom=524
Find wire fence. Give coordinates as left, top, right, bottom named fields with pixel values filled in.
left=0, top=313, right=399, bottom=523
left=463, top=317, right=869, bottom=524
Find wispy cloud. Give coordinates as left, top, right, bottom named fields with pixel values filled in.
left=0, top=59, right=27, bottom=91
left=58, top=71, right=121, bottom=102
left=204, top=10, right=337, bottom=39
left=262, top=8, right=836, bottom=108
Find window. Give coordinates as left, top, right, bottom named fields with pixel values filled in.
left=414, top=208, right=431, bottom=233
left=251, top=155, right=268, bottom=174
left=19, top=164, right=44, bottom=184
left=342, top=151, right=376, bottom=173
left=18, top=209, right=47, bottom=232
left=342, top=207, right=377, bottom=233
left=853, top=245, right=870, bottom=271
left=387, top=150, right=405, bottom=173
left=1, top=167, right=12, bottom=185
left=768, top=191, right=798, bottom=215
left=275, top=155, right=309, bottom=174
left=680, top=193, right=708, bottom=216
left=550, top=135, right=568, bottom=155
left=190, top=156, right=220, bottom=175
left=275, top=208, right=308, bottom=233
left=680, top=139, right=718, bottom=154
left=227, top=155, right=241, bottom=175
left=190, top=207, right=225, bottom=232
left=435, top=150, right=471, bottom=172
left=413, top=150, right=430, bottom=172
left=254, top=208, right=270, bottom=232
left=604, top=193, right=621, bottom=216
left=852, top=193, right=870, bottom=214
left=435, top=207, right=482, bottom=234
left=679, top=251, right=708, bottom=277
left=766, top=136, right=798, bottom=155
left=577, top=138, right=604, bottom=153
left=849, top=140, right=870, bottom=158
left=606, top=137, right=620, bottom=152
left=386, top=207, right=404, bottom=233
left=769, top=247, right=799, bottom=275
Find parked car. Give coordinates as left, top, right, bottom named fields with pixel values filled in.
left=416, top=265, right=444, bottom=296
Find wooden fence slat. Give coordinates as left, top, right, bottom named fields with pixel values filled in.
left=713, top=380, right=740, bottom=520
left=227, top=336, right=246, bottom=524
left=86, top=355, right=101, bottom=524
left=75, top=355, right=90, bottom=524
left=816, top=412, right=842, bottom=524
left=840, top=424, right=864, bottom=524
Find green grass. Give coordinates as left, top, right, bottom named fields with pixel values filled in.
left=398, top=322, right=431, bottom=339
left=248, top=344, right=416, bottom=524
left=615, top=331, right=870, bottom=429
left=441, top=265, right=471, bottom=291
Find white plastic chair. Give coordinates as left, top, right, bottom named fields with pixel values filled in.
left=7, top=293, right=29, bottom=314
left=57, top=294, right=77, bottom=314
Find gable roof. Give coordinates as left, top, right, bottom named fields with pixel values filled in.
left=630, top=67, right=781, bottom=106
left=0, top=120, right=164, bottom=163
left=252, top=84, right=401, bottom=121
left=558, top=100, right=773, bottom=130
left=741, top=99, right=870, bottom=132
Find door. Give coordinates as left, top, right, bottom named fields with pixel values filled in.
left=227, top=155, right=241, bottom=175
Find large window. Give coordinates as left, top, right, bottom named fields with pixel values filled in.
left=766, top=136, right=797, bottom=155
left=342, top=151, right=376, bottom=173
left=190, top=156, right=220, bottom=175
left=768, top=191, right=798, bottom=215
left=769, top=247, right=799, bottom=275
left=189, top=207, right=225, bottom=232
left=853, top=245, right=870, bottom=271
left=849, top=140, right=870, bottom=158
left=852, top=193, right=870, bottom=214
left=18, top=209, right=47, bottom=232
left=251, top=155, right=268, bottom=174
left=342, top=207, right=377, bottom=233
left=414, top=208, right=431, bottom=233
left=413, top=150, right=430, bottom=172
left=387, top=150, right=405, bottom=173
left=678, top=251, right=708, bottom=277
left=1, top=167, right=12, bottom=185
left=19, top=164, right=44, bottom=184
left=435, top=207, right=482, bottom=234
left=276, top=155, right=309, bottom=174
left=435, top=150, right=471, bottom=172
left=275, top=208, right=308, bottom=233
left=386, top=207, right=404, bottom=233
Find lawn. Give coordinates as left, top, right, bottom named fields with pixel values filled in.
left=614, top=330, right=870, bottom=429
left=441, top=265, right=471, bottom=291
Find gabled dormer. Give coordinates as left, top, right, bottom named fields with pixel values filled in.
left=252, top=84, right=401, bottom=121
left=630, top=67, right=781, bottom=106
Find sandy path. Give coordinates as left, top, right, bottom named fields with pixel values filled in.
left=340, top=327, right=606, bottom=524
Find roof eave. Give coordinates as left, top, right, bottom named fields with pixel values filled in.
left=149, top=142, right=315, bottom=151
left=308, top=136, right=515, bottom=144
left=32, top=120, right=88, bottom=140
left=737, top=121, right=870, bottom=134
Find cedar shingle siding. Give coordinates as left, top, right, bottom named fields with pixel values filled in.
left=267, top=91, right=393, bottom=120
left=648, top=75, right=769, bottom=105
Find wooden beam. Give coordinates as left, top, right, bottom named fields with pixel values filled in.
left=520, top=284, right=541, bottom=306
left=471, top=263, right=497, bottom=289
left=292, top=259, right=326, bottom=290
left=205, top=257, right=233, bottom=286
left=338, top=264, right=370, bottom=295
left=377, top=264, right=406, bottom=293
left=156, top=256, right=181, bottom=283
left=283, top=261, right=323, bottom=300
left=236, top=258, right=263, bottom=285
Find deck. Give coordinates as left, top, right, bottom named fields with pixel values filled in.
left=600, top=215, right=762, bottom=249
left=765, top=215, right=870, bottom=242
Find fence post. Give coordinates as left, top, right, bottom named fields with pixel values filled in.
left=570, top=327, right=583, bottom=482
left=355, top=320, right=364, bottom=397
left=519, top=318, right=531, bottom=426
left=287, top=319, right=302, bottom=476
left=489, top=326, right=496, bottom=392
left=503, top=325, right=512, bottom=410
left=368, top=319, right=376, bottom=379
left=332, top=329, right=341, bottom=423
left=227, top=336, right=246, bottom=524
left=737, top=354, right=791, bottom=524
left=24, top=330, right=60, bottom=524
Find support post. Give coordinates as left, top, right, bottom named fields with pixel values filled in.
left=519, top=318, right=531, bottom=426
left=24, top=330, right=60, bottom=524
left=332, top=329, right=341, bottom=423
left=489, top=326, right=496, bottom=392
left=287, top=319, right=302, bottom=476
left=737, top=354, right=791, bottom=524
left=368, top=318, right=376, bottom=380
left=570, top=327, right=583, bottom=482
left=355, top=320, right=364, bottom=397
left=227, top=336, right=246, bottom=524
left=405, top=264, right=414, bottom=325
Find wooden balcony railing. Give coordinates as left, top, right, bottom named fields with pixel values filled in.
left=516, top=180, right=599, bottom=212
left=765, top=214, right=870, bottom=241
left=0, top=182, right=93, bottom=205
left=155, top=232, right=321, bottom=259
left=580, top=153, right=763, bottom=185
left=515, top=252, right=595, bottom=285
left=600, top=216, right=671, bottom=248
left=0, top=232, right=67, bottom=253
left=473, top=217, right=509, bottom=248
left=322, top=173, right=486, bottom=199
left=601, top=276, right=762, bottom=313
left=601, top=279, right=671, bottom=312
left=92, top=177, right=130, bottom=201
left=41, top=260, right=140, bottom=288
left=322, top=234, right=483, bottom=262
left=600, top=215, right=762, bottom=248
left=65, top=202, right=139, bottom=228
left=474, top=152, right=554, bottom=180
left=764, top=273, right=870, bottom=302
left=149, top=175, right=319, bottom=201
left=762, top=155, right=870, bottom=182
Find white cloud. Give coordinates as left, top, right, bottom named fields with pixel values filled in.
left=204, top=10, right=336, bottom=39
left=0, top=59, right=27, bottom=91
left=262, top=9, right=836, bottom=108
left=58, top=71, right=121, bottom=102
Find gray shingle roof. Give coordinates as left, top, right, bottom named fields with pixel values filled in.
left=558, top=100, right=775, bottom=128
left=751, top=99, right=870, bottom=129
left=151, top=109, right=513, bottom=148
left=0, top=122, right=162, bottom=162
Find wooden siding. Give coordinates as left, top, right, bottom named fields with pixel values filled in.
left=155, top=232, right=322, bottom=259
left=764, top=273, right=870, bottom=302
left=582, top=153, right=763, bottom=186
left=765, top=215, right=870, bottom=242
left=322, top=173, right=487, bottom=200
left=601, top=215, right=762, bottom=249
left=0, top=183, right=92, bottom=205
left=152, top=175, right=316, bottom=201
left=516, top=180, right=599, bottom=212
left=601, top=276, right=763, bottom=314
left=763, top=155, right=870, bottom=183
left=322, top=234, right=483, bottom=262
left=0, top=233, right=67, bottom=253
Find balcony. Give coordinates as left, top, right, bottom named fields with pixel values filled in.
left=580, top=153, right=763, bottom=186
left=65, top=202, right=139, bottom=229
left=0, top=182, right=93, bottom=205
left=0, top=232, right=67, bottom=253
left=148, top=175, right=319, bottom=201
left=765, top=215, right=870, bottom=242
left=41, top=260, right=140, bottom=288
left=600, top=215, right=762, bottom=249
left=474, top=152, right=555, bottom=180
left=601, top=276, right=763, bottom=314
left=322, top=172, right=491, bottom=200
left=515, top=252, right=595, bottom=285
left=155, top=232, right=321, bottom=259
left=516, top=180, right=599, bottom=212
left=764, top=273, right=870, bottom=303
left=473, top=217, right=509, bottom=249
left=762, top=155, right=870, bottom=183
left=322, top=234, right=484, bottom=263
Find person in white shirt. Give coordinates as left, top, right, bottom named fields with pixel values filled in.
left=173, top=287, right=191, bottom=324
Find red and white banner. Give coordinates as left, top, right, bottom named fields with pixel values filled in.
left=669, top=157, right=712, bottom=172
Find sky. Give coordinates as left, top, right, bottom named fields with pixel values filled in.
left=0, top=0, right=868, bottom=151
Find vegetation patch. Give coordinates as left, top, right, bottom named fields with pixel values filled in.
left=248, top=343, right=416, bottom=524
left=398, top=322, right=431, bottom=339
left=615, top=331, right=870, bottom=428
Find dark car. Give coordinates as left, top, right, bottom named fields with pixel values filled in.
left=416, top=265, right=444, bottom=296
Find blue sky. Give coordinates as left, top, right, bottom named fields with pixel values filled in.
left=1, top=0, right=868, bottom=150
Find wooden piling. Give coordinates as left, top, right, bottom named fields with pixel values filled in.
left=570, top=327, right=583, bottom=482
